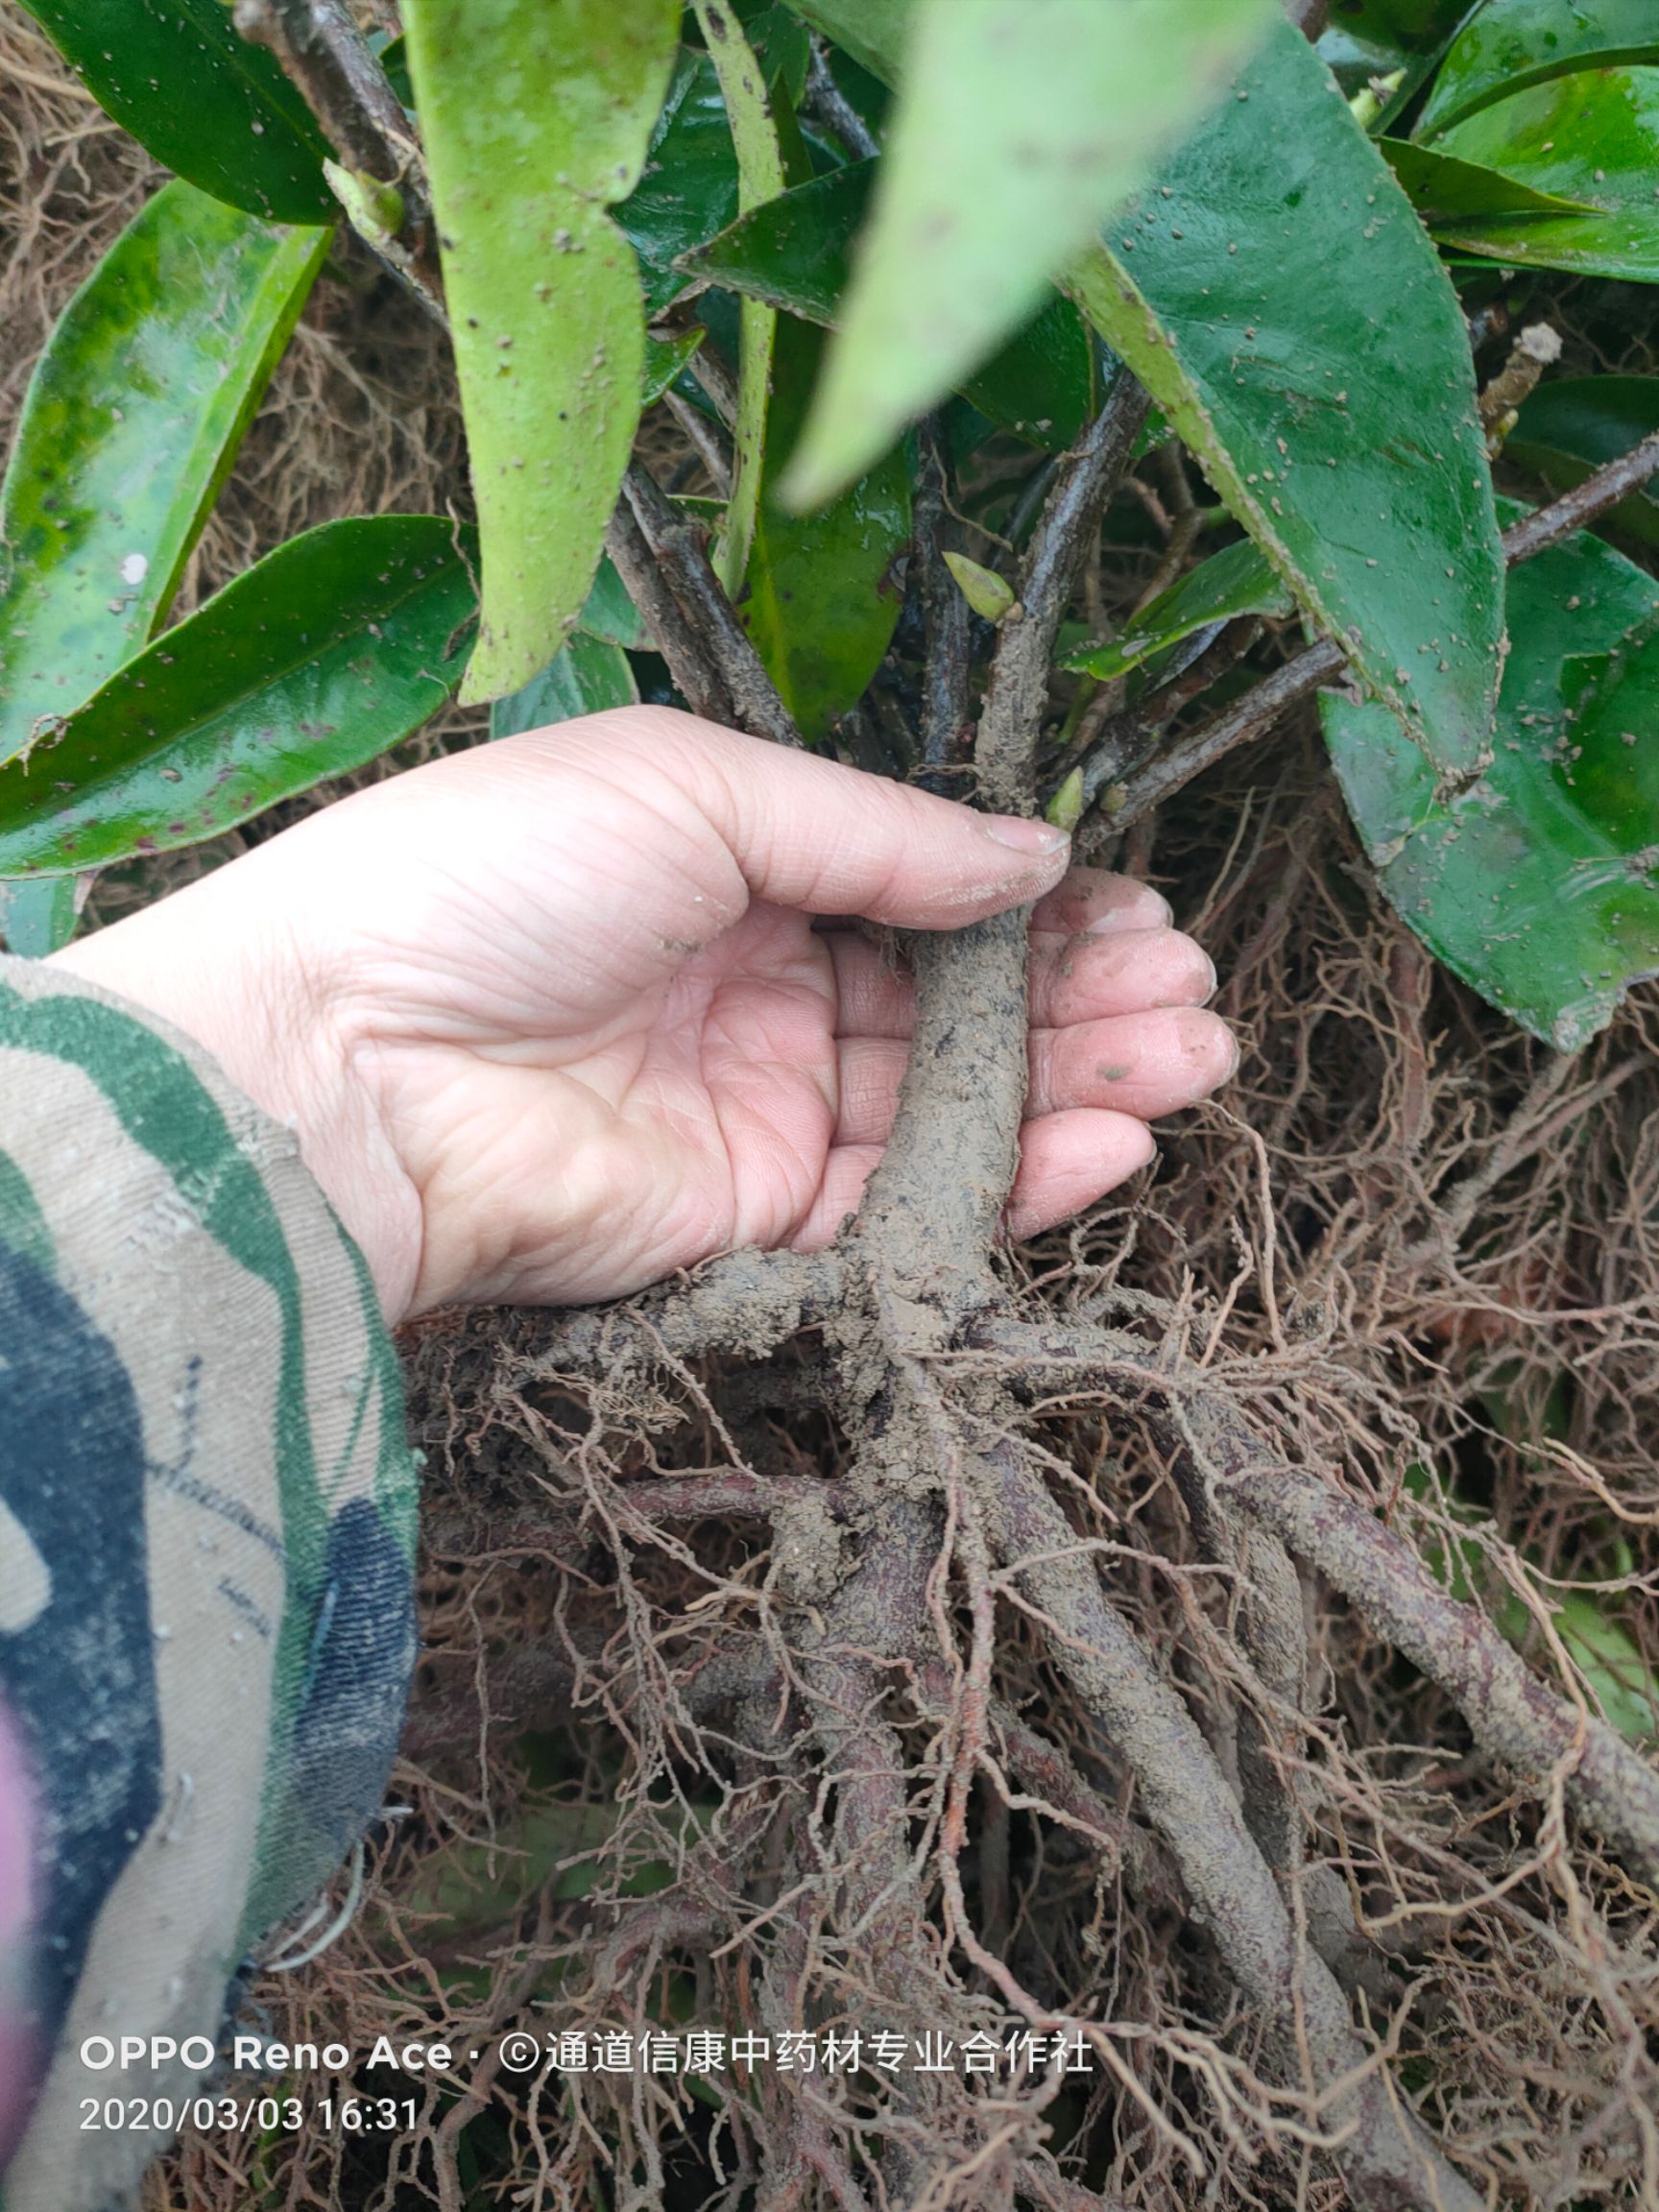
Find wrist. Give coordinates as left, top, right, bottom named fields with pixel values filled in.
left=47, top=892, right=424, bottom=1321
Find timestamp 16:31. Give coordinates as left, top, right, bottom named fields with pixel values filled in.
left=80, top=2093, right=420, bottom=2136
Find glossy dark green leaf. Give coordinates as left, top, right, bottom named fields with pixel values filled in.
left=376, top=32, right=415, bottom=109
left=1318, top=0, right=1461, bottom=93
left=1381, top=136, right=1593, bottom=222
left=0, top=518, right=476, bottom=878
left=0, top=877, right=80, bottom=956
left=402, top=0, right=679, bottom=704
left=787, top=0, right=1279, bottom=504
left=16, top=0, right=332, bottom=224
left=685, top=163, right=1094, bottom=447
left=1429, top=66, right=1659, bottom=282
left=0, top=182, right=330, bottom=767
left=490, top=631, right=637, bottom=739
left=1070, top=14, right=1503, bottom=778
left=1325, top=512, right=1659, bottom=1049
left=741, top=315, right=909, bottom=740
left=616, top=52, right=742, bottom=317
left=1419, top=0, right=1659, bottom=134
left=1064, top=541, right=1290, bottom=683
left=685, top=157, right=872, bottom=321
left=643, top=327, right=706, bottom=406
left=746, top=3, right=813, bottom=101
left=1506, top=376, right=1659, bottom=547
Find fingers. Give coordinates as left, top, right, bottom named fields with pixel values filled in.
left=828, top=903, right=1215, bottom=1045
left=1028, top=867, right=1171, bottom=935
left=575, top=708, right=1074, bottom=927
left=832, top=1007, right=1236, bottom=1145
left=1004, top=1112, right=1158, bottom=1239
left=791, top=1109, right=1161, bottom=1252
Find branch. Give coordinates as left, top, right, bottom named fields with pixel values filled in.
left=915, top=421, right=972, bottom=787
left=234, top=0, right=441, bottom=304
left=1106, top=641, right=1343, bottom=830
left=805, top=38, right=879, bottom=162
left=620, top=463, right=804, bottom=747
left=1500, top=428, right=1659, bottom=563
left=1070, top=613, right=1267, bottom=810
left=976, top=372, right=1152, bottom=812
left=605, top=496, right=737, bottom=727
left=1079, top=423, right=1659, bottom=830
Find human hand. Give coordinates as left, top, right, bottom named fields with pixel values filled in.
left=52, top=709, right=1234, bottom=1321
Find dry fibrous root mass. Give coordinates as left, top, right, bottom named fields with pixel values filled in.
left=5, top=8, right=1657, bottom=2208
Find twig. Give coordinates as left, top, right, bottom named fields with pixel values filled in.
left=805, top=38, right=879, bottom=162
left=915, top=422, right=972, bottom=787
left=233, top=0, right=440, bottom=303
left=1500, top=428, right=1659, bottom=562
left=662, top=388, right=734, bottom=498
left=605, top=498, right=737, bottom=727
left=621, top=464, right=805, bottom=747
left=1071, top=614, right=1266, bottom=807
left=1084, top=423, right=1659, bottom=830
left=1105, top=642, right=1343, bottom=830
left=976, top=372, right=1152, bottom=812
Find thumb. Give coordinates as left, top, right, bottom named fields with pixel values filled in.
left=610, top=709, right=1071, bottom=927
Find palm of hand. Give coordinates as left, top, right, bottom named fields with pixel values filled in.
left=371, top=897, right=854, bottom=1309
left=55, top=712, right=1235, bottom=1320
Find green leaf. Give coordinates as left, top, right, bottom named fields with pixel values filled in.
left=747, top=2, right=814, bottom=104
left=0, top=518, right=476, bottom=878
left=1506, top=376, right=1659, bottom=549
left=788, top=0, right=908, bottom=86
left=0, top=183, right=330, bottom=768
left=1419, top=0, right=1659, bottom=135
left=785, top=0, right=1280, bottom=506
left=643, top=326, right=706, bottom=406
left=491, top=631, right=638, bottom=740
left=684, top=161, right=1094, bottom=447
left=1380, top=136, right=1595, bottom=223
left=1070, top=14, right=1503, bottom=779
left=1325, top=510, right=1659, bottom=1050
left=401, top=0, right=680, bottom=703
left=1553, top=1589, right=1659, bottom=1745
left=578, top=558, right=649, bottom=650
left=615, top=52, right=742, bottom=317
left=741, top=316, right=909, bottom=739
left=15, top=0, right=332, bottom=225
left=1427, top=67, right=1659, bottom=284
left=1064, top=540, right=1290, bottom=683
left=0, top=877, right=81, bottom=957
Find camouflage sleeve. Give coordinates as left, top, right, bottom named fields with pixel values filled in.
left=0, top=952, right=421, bottom=2212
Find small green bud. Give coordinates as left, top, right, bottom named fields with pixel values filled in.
left=1046, top=766, right=1085, bottom=834
left=324, top=159, right=406, bottom=252
left=944, top=551, right=1018, bottom=625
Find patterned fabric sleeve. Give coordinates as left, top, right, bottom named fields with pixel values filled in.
left=0, top=952, right=421, bottom=2212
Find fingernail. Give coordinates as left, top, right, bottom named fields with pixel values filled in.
left=984, top=814, right=1069, bottom=856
